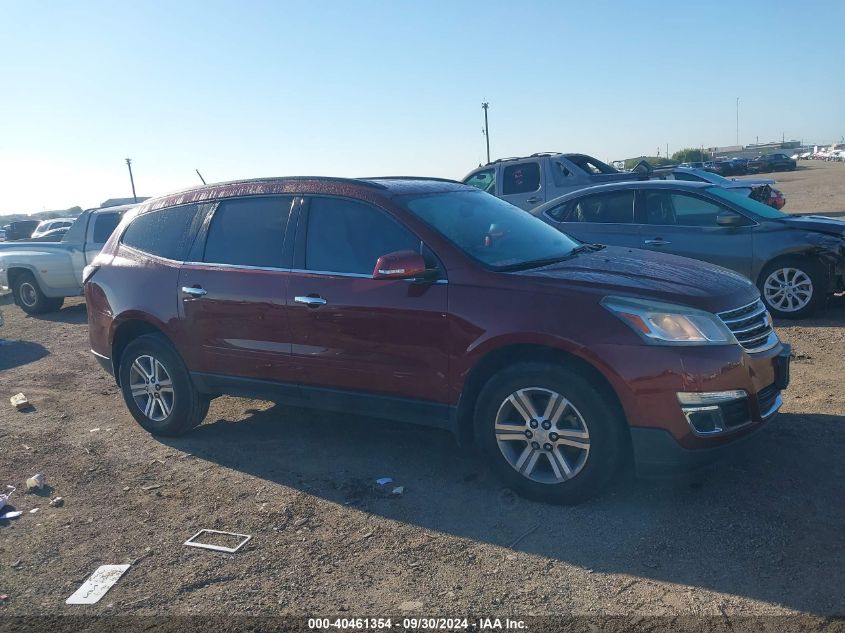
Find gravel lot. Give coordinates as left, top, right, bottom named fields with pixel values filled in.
left=0, top=162, right=843, bottom=627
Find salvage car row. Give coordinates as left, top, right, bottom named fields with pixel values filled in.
left=2, top=158, right=843, bottom=504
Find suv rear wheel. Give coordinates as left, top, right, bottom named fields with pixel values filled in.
left=118, top=333, right=209, bottom=436
left=13, top=271, right=64, bottom=315
left=474, top=362, right=627, bottom=504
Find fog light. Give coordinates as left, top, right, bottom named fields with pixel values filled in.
left=678, top=390, right=748, bottom=436
left=685, top=407, right=725, bottom=434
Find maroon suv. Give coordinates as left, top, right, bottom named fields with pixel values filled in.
left=85, top=177, right=790, bottom=503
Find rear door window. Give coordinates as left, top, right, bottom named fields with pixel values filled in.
left=122, top=205, right=202, bottom=260
left=203, top=196, right=293, bottom=268
left=91, top=212, right=122, bottom=244
left=304, top=197, right=421, bottom=275
left=567, top=191, right=635, bottom=223
left=463, top=168, right=496, bottom=193
left=643, top=191, right=743, bottom=227
left=502, top=162, right=541, bottom=194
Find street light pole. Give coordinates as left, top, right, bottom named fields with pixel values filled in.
left=125, top=158, right=137, bottom=203
left=482, top=102, right=491, bottom=164
left=736, top=97, right=739, bottom=146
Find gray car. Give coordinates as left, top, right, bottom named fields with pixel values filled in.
left=531, top=180, right=845, bottom=318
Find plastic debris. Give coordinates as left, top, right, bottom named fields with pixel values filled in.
left=0, top=510, right=22, bottom=520
left=0, top=485, right=15, bottom=511
left=10, top=393, right=29, bottom=410
left=29, top=508, right=39, bottom=514
left=49, top=497, right=64, bottom=507
left=25, top=473, right=46, bottom=492
left=184, top=529, right=252, bottom=553
left=392, top=486, right=404, bottom=496
left=375, top=477, right=393, bottom=486
left=89, top=427, right=101, bottom=433
left=66, top=564, right=131, bottom=605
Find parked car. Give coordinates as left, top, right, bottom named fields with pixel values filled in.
left=679, top=162, right=705, bottom=170
left=533, top=181, right=845, bottom=318
left=746, top=153, right=797, bottom=173
left=0, top=228, right=6, bottom=242
left=30, top=227, right=70, bottom=241
left=30, top=217, right=76, bottom=238
left=2, top=220, right=40, bottom=241
left=85, top=176, right=790, bottom=504
left=0, top=204, right=130, bottom=314
left=462, top=153, right=643, bottom=210
left=652, top=167, right=786, bottom=209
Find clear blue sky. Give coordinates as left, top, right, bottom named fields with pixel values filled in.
left=1, top=0, right=842, bottom=213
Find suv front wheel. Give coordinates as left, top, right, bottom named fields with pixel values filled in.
left=474, top=362, right=627, bottom=504
left=118, top=333, right=210, bottom=436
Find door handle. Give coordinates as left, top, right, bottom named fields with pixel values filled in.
left=181, top=286, right=208, bottom=297
left=643, top=239, right=671, bottom=246
left=526, top=196, right=542, bottom=204
left=295, top=295, right=327, bottom=307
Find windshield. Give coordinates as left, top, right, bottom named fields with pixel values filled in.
left=706, top=186, right=789, bottom=219
left=695, top=170, right=731, bottom=185
left=400, top=190, right=581, bottom=270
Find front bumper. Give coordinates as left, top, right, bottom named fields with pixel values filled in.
left=91, top=350, right=114, bottom=377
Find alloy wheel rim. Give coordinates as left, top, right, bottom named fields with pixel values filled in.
left=129, top=355, right=175, bottom=422
left=763, top=267, right=813, bottom=312
left=19, top=282, right=37, bottom=307
left=495, top=387, right=590, bottom=485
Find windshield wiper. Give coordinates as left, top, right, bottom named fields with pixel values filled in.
left=497, top=243, right=606, bottom=272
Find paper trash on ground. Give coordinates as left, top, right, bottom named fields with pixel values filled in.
left=66, top=564, right=131, bottom=604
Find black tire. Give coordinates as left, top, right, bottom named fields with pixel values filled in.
left=473, top=362, right=628, bottom=504
left=12, top=271, right=64, bottom=315
left=758, top=256, right=826, bottom=319
left=118, top=333, right=209, bottom=436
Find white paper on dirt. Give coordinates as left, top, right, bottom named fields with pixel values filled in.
left=66, top=564, right=131, bottom=604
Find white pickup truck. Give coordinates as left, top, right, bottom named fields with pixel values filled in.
left=0, top=204, right=133, bottom=314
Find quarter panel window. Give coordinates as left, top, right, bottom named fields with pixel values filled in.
left=502, top=163, right=541, bottom=195
left=568, top=191, right=635, bottom=223
left=305, top=198, right=420, bottom=275
left=463, top=169, right=496, bottom=193
left=203, top=197, right=292, bottom=268
left=122, top=205, right=201, bottom=260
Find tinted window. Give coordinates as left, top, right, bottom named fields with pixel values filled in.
left=92, top=212, right=122, bottom=243
left=568, top=191, right=635, bottom=223
left=305, top=198, right=420, bottom=275
left=464, top=168, right=496, bottom=194
left=122, top=205, right=200, bottom=260
left=204, top=197, right=291, bottom=268
left=644, top=191, right=741, bottom=226
left=502, top=163, right=540, bottom=194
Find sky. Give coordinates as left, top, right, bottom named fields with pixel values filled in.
left=1, top=0, right=843, bottom=214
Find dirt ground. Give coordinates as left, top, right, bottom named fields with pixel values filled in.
left=0, top=163, right=843, bottom=628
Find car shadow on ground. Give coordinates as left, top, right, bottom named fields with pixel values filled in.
left=0, top=340, right=49, bottom=370
left=28, top=301, right=88, bottom=325
left=773, top=293, right=845, bottom=330
left=159, top=404, right=845, bottom=615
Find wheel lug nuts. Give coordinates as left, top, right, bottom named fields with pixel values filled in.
left=531, top=441, right=540, bottom=450
left=543, top=443, right=553, bottom=451
left=549, top=432, right=559, bottom=441
left=524, top=430, right=533, bottom=438
left=541, top=421, right=551, bottom=430
left=529, top=420, right=538, bottom=429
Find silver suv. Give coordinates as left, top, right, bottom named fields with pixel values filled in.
left=462, top=153, right=642, bottom=211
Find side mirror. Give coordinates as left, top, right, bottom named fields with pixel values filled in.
left=372, top=250, right=428, bottom=280
left=716, top=212, right=744, bottom=227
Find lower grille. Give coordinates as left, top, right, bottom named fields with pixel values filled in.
left=720, top=397, right=752, bottom=429
left=718, top=299, right=777, bottom=353
left=757, top=383, right=780, bottom=417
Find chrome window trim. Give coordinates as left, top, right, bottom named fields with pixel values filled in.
left=182, top=260, right=290, bottom=273
left=289, top=268, right=448, bottom=283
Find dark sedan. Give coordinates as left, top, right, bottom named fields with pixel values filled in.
left=747, top=153, right=797, bottom=173
left=532, top=181, right=845, bottom=318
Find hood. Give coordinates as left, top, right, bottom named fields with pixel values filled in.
left=515, top=246, right=758, bottom=314
left=777, top=214, right=845, bottom=236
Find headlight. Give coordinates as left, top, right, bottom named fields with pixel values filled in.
left=601, top=296, right=737, bottom=346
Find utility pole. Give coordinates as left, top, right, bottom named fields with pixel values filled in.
left=481, top=102, right=491, bottom=164
left=666, top=143, right=669, bottom=160
left=736, top=97, right=740, bottom=146
left=125, top=158, right=137, bottom=203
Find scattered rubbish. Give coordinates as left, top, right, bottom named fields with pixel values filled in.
left=0, top=594, right=8, bottom=601
left=66, top=564, right=131, bottom=605
left=0, top=485, right=15, bottom=511
left=184, top=529, right=252, bottom=554
left=29, top=508, right=39, bottom=514
left=89, top=427, right=101, bottom=433
left=375, top=477, right=393, bottom=486
left=140, top=484, right=161, bottom=491
left=49, top=497, right=64, bottom=508
left=122, top=486, right=130, bottom=492
left=392, top=486, right=404, bottom=496
left=25, top=473, right=46, bottom=492
left=0, top=510, right=23, bottom=520
left=399, top=600, right=423, bottom=611
left=10, top=393, right=29, bottom=411
left=22, top=445, right=32, bottom=451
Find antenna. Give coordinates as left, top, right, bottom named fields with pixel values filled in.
left=196, top=169, right=207, bottom=185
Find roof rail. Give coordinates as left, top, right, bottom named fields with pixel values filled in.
left=529, top=152, right=561, bottom=157
left=361, top=176, right=462, bottom=184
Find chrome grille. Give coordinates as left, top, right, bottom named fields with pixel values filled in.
left=718, top=299, right=777, bottom=353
